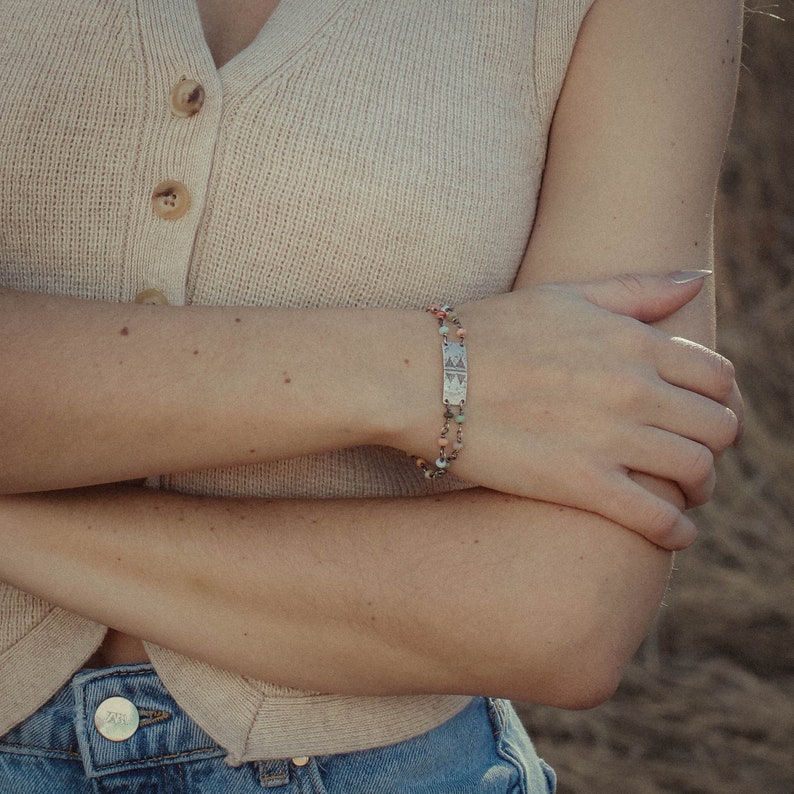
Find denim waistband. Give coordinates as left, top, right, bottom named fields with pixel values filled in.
left=1, top=665, right=556, bottom=792
left=76, top=665, right=227, bottom=777
left=4, top=664, right=226, bottom=779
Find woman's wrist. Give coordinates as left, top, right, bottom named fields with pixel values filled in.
left=375, top=306, right=450, bottom=462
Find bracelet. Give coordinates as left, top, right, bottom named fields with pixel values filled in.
left=414, top=304, right=467, bottom=479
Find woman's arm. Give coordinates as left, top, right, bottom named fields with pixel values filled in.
left=501, top=0, right=745, bottom=535
left=518, top=0, right=742, bottom=325
left=0, top=0, right=735, bottom=544
left=0, top=0, right=740, bottom=537
left=0, top=1, right=742, bottom=538
left=0, top=275, right=735, bottom=543
left=0, top=483, right=672, bottom=708
left=0, top=0, right=742, bottom=704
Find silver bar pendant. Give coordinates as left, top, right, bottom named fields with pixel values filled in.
left=442, top=342, right=467, bottom=406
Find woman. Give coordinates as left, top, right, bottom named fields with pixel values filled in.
left=0, top=0, right=743, bottom=791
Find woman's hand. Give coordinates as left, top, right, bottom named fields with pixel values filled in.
left=400, top=271, right=741, bottom=550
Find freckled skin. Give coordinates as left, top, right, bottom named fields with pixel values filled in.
left=120, top=327, right=129, bottom=336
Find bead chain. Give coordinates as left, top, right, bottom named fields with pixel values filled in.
left=414, top=304, right=467, bottom=479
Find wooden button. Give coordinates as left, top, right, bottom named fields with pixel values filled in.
left=170, top=78, right=206, bottom=118
left=133, top=288, right=169, bottom=305
left=151, top=180, right=190, bottom=220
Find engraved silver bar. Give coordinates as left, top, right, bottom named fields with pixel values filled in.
left=441, top=342, right=468, bottom=405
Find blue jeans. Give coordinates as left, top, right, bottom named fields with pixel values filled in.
left=0, top=664, right=556, bottom=793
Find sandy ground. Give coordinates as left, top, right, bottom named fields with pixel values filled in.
left=516, top=6, right=794, bottom=793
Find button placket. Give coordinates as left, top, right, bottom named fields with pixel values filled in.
left=123, top=3, right=225, bottom=306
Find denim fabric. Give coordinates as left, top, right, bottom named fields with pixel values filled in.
left=0, top=664, right=555, bottom=793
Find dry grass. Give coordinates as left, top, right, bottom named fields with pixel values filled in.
left=517, top=7, right=794, bottom=792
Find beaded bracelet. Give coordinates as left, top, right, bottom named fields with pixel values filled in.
left=414, top=304, right=467, bottom=479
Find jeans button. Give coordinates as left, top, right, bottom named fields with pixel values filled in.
left=94, top=696, right=140, bottom=742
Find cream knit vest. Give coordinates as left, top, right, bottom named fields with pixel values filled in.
left=0, top=0, right=593, bottom=762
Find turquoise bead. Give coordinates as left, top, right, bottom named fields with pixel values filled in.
left=438, top=325, right=449, bottom=335
left=454, top=414, right=466, bottom=424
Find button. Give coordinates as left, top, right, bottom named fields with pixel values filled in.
left=134, top=288, right=169, bottom=305
left=94, top=696, right=140, bottom=742
left=170, top=78, right=206, bottom=118
left=291, top=756, right=310, bottom=767
left=151, top=181, right=190, bottom=220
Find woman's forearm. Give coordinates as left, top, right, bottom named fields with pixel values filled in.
left=0, top=280, right=737, bottom=549
left=0, top=291, right=438, bottom=492
left=0, top=482, right=672, bottom=708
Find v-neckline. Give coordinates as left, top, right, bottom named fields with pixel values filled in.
left=194, top=0, right=282, bottom=73
left=191, top=0, right=351, bottom=85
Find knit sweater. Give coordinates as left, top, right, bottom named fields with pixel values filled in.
left=0, top=0, right=593, bottom=763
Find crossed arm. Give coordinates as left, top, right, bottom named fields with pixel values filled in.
left=0, top=1, right=742, bottom=706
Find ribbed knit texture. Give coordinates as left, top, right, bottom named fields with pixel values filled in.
left=0, top=0, right=593, bottom=761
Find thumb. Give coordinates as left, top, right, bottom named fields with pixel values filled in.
left=568, top=270, right=712, bottom=323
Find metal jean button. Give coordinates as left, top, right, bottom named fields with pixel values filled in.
left=94, top=696, right=140, bottom=742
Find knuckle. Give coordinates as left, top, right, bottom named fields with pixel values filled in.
left=645, top=502, right=681, bottom=546
left=688, top=468, right=716, bottom=508
left=613, top=272, right=647, bottom=295
left=685, top=444, right=715, bottom=486
left=718, top=408, right=741, bottom=448
left=710, top=352, right=736, bottom=400
left=612, top=370, right=653, bottom=409
left=626, top=323, right=658, bottom=357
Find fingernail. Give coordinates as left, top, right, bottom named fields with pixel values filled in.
left=668, top=269, right=713, bottom=284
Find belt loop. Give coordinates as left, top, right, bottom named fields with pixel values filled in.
left=257, top=758, right=291, bottom=788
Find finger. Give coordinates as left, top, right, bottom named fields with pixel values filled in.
left=643, top=381, right=740, bottom=455
left=727, top=381, right=745, bottom=445
left=586, top=471, right=698, bottom=550
left=622, top=428, right=716, bottom=509
left=563, top=270, right=711, bottom=324
left=655, top=336, right=737, bottom=404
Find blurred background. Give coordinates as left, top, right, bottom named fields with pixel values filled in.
left=517, top=5, right=794, bottom=792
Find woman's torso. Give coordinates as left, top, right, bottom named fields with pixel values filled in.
left=0, top=0, right=593, bottom=757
